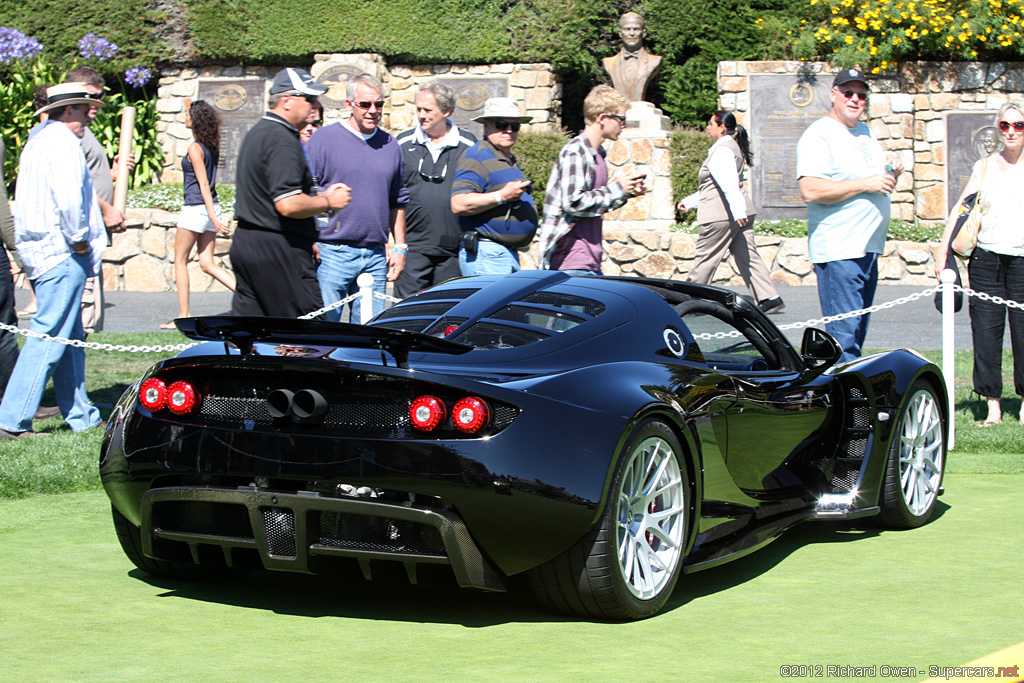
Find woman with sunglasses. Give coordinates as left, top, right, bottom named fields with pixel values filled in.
left=678, top=110, right=784, bottom=313
left=937, top=102, right=1024, bottom=427
left=160, top=100, right=236, bottom=329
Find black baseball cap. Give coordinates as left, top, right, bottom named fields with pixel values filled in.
left=832, top=68, right=869, bottom=88
left=270, top=68, right=328, bottom=96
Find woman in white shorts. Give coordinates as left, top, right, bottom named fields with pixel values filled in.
left=161, top=100, right=236, bottom=328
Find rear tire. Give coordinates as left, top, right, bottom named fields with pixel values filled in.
left=528, top=419, right=690, bottom=620
left=876, top=380, right=946, bottom=529
left=112, top=506, right=247, bottom=581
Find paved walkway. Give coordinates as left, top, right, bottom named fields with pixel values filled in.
left=16, top=283, right=973, bottom=351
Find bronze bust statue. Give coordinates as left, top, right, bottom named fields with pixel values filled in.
left=602, top=12, right=662, bottom=103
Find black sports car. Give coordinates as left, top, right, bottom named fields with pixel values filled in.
left=100, top=271, right=947, bottom=620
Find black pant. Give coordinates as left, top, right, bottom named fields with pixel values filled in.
left=229, top=228, right=324, bottom=319
left=968, top=247, right=1024, bottom=398
left=392, top=250, right=461, bottom=299
left=0, top=248, right=18, bottom=400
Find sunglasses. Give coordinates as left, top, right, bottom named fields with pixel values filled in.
left=354, top=100, right=385, bottom=111
left=838, top=89, right=868, bottom=102
left=418, top=158, right=447, bottom=182
left=284, top=92, right=317, bottom=104
left=311, top=120, right=323, bottom=127
left=85, top=92, right=105, bottom=101
left=999, top=120, right=1024, bottom=132
left=493, top=120, right=521, bottom=132
left=606, top=114, right=627, bottom=124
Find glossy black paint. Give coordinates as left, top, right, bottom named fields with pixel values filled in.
left=101, top=271, right=946, bottom=588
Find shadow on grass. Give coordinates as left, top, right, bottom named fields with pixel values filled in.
left=126, top=500, right=951, bottom=626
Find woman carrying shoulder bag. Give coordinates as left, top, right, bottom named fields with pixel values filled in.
left=678, top=110, right=784, bottom=314
left=937, top=101, right=1024, bottom=427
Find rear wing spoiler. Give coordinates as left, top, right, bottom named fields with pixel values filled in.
left=175, top=316, right=472, bottom=367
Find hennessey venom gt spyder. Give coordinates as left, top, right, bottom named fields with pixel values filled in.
left=101, top=271, right=947, bottom=620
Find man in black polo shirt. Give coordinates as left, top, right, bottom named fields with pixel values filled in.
left=231, top=68, right=351, bottom=318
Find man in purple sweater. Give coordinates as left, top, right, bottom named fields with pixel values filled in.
left=306, top=73, right=408, bottom=322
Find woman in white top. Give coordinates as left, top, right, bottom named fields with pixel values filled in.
left=679, top=110, right=783, bottom=314
left=937, top=101, right=1024, bottom=426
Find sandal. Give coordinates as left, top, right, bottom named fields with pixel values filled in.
left=17, top=308, right=36, bottom=318
left=979, top=419, right=1002, bottom=428
left=158, top=321, right=178, bottom=330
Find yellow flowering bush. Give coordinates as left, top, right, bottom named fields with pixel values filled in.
left=766, top=0, right=1024, bottom=69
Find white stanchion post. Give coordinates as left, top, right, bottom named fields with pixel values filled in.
left=941, top=268, right=956, bottom=450
left=357, top=272, right=375, bottom=325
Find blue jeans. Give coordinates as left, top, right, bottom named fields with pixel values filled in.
left=459, top=238, right=520, bottom=276
left=317, top=243, right=386, bottom=323
left=560, top=269, right=601, bottom=277
left=0, top=253, right=100, bottom=433
left=814, top=253, right=878, bottom=363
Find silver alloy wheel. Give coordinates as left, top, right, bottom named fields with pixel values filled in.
left=615, top=435, right=686, bottom=600
left=897, top=388, right=945, bottom=516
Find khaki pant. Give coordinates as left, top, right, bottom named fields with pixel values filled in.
left=686, top=217, right=778, bottom=303
left=80, top=275, right=103, bottom=335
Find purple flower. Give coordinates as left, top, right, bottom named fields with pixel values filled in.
left=0, top=27, right=43, bottom=64
left=78, top=33, right=118, bottom=61
left=124, top=66, right=152, bottom=88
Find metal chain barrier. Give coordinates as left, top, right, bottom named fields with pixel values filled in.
left=6, top=281, right=1022, bottom=351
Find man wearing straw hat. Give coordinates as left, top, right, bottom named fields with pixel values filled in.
left=451, top=97, right=539, bottom=275
left=0, top=84, right=108, bottom=439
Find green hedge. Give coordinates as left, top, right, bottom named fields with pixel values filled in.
left=514, top=129, right=571, bottom=206
left=0, top=1, right=168, bottom=71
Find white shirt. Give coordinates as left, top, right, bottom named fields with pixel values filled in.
left=681, top=136, right=748, bottom=221
left=14, top=120, right=107, bottom=279
left=796, top=117, right=890, bottom=263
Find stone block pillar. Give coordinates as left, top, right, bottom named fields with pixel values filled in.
left=602, top=102, right=675, bottom=231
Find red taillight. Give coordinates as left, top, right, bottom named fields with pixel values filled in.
left=139, top=378, right=167, bottom=411
left=443, top=325, right=459, bottom=337
left=452, top=396, right=489, bottom=434
left=166, top=381, right=198, bottom=415
left=410, top=395, right=445, bottom=432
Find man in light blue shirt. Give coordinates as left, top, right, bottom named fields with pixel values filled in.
left=796, top=69, right=905, bottom=361
left=0, top=84, right=108, bottom=439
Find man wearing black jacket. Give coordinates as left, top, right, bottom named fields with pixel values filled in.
left=395, top=83, right=476, bottom=298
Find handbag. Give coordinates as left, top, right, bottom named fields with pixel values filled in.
left=950, top=157, right=988, bottom=259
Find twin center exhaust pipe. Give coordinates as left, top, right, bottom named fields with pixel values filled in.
left=266, top=388, right=329, bottom=424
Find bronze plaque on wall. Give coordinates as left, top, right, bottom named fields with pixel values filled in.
left=748, top=74, right=833, bottom=220
left=197, top=79, right=267, bottom=184
left=433, top=78, right=508, bottom=139
left=945, top=112, right=1000, bottom=215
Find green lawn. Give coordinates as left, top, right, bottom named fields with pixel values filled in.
left=1, top=477, right=1019, bottom=682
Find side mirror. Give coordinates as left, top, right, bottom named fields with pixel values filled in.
left=800, top=328, right=842, bottom=374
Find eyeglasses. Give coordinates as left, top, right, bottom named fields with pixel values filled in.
left=838, top=89, right=868, bottom=102
left=354, top=100, right=385, bottom=111
left=417, top=157, right=447, bottom=182
left=493, top=120, right=521, bottom=132
left=311, top=120, right=323, bottom=127
left=85, top=92, right=105, bottom=101
left=606, top=114, right=627, bottom=125
left=998, top=120, right=1024, bottom=132
left=284, top=92, right=317, bottom=104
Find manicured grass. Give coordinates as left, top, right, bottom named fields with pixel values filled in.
left=1, top=477, right=1020, bottom=681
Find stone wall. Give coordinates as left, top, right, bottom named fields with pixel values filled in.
left=155, top=57, right=560, bottom=184
left=719, top=60, right=1024, bottom=226
left=108, top=208, right=941, bottom=291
